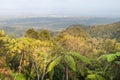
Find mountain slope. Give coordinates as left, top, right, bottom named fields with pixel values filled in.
left=85, top=22, right=120, bottom=40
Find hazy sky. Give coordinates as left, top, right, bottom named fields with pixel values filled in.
left=0, top=0, right=120, bottom=17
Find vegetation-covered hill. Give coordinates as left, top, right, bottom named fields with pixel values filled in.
left=63, top=22, right=120, bottom=41
left=61, top=25, right=90, bottom=38
left=0, top=20, right=120, bottom=80
left=86, top=22, right=120, bottom=40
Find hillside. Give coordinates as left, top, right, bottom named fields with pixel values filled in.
left=62, top=22, right=120, bottom=41
left=61, top=25, right=90, bottom=38
left=86, top=22, right=120, bottom=40
left=1, top=20, right=120, bottom=80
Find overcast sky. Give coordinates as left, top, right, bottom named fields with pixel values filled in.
left=0, top=0, right=120, bottom=17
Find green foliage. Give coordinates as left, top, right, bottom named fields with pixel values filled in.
left=64, top=55, right=76, bottom=71
left=107, top=54, right=117, bottom=62
left=24, top=29, right=51, bottom=41
left=62, top=25, right=90, bottom=38
left=24, top=28, right=38, bottom=39
left=0, top=30, right=5, bottom=37
left=98, top=52, right=120, bottom=62
left=47, top=56, right=62, bottom=72
left=12, top=73, right=25, bottom=80
left=69, top=52, right=91, bottom=64
left=38, top=30, right=51, bottom=40
left=0, top=26, right=120, bottom=80
left=98, top=52, right=120, bottom=80
left=85, top=74, right=105, bottom=80
left=86, top=22, right=120, bottom=40
left=116, top=52, right=120, bottom=56
left=111, top=30, right=120, bottom=42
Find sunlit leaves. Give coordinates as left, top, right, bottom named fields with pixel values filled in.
left=64, top=55, right=76, bottom=71
left=98, top=52, right=120, bottom=62
left=69, top=52, right=91, bottom=64
left=47, top=56, right=62, bottom=72
left=85, top=74, right=105, bottom=80
left=1, top=28, right=120, bottom=80
left=0, top=30, right=5, bottom=37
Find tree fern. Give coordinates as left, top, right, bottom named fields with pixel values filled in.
left=69, top=52, right=91, bottom=64
left=85, top=74, right=105, bottom=80
left=64, top=55, right=76, bottom=71
left=98, top=52, right=120, bottom=62
left=47, top=56, right=62, bottom=72
left=107, top=54, right=117, bottom=62
left=116, top=52, right=120, bottom=56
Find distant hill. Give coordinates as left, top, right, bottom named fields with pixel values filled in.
left=61, top=25, right=90, bottom=39
left=62, top=22, right=120, bottom=41
left=85, top=22, right=120, bottom=40
left=0, top=17, right=120, bottom=36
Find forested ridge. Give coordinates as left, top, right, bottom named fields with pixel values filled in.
left=86, top=22, right=120, bottom=40
left=0, top=22, right=120, bottom=80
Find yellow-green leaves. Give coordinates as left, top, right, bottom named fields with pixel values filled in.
left=69, top=52, right=91, bottom=64
left=0, top=30, right=5, bottom=37
left=65, top=55, right=76, bottom=71
left=85, top=74, right=105, bottom=80
left=47, top=56, right=62, bottom=72
left=98, top=52, right=120, bottom=62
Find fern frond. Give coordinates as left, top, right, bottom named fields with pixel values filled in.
left=106, top=54, right=117, bottom=62
left=116, top=52, right=120, bottom=56
left=98, top=52, right=120, bottom=62
left=97, top=55, right=107, bottom=60
left=47, top=56, right=62, bottom=72
left=85, top=74, right=105, bottom=80
left=64, top=55, right=76, bottom=71
left=69, top=52, right=91, bottom=64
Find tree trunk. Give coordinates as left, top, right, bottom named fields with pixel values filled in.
left=41, top=73, right=45, bottom=80
left=65, top=65, right=68, bottom=80
left=34, top=62, right=40, bottom=80
left=36, top=67, right=40, bottom=80
left=41, top=67, right=46, bottom=80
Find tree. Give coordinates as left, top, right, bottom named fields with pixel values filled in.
left=98, top=52, right=120, bottom=80
left=111, top=30, right=120, bottom=42
left=38, top=30, right=51, bottom=41
left=0, top=30, right=16, bottom=80
left=47, top=47, right=91, bottom=80
left=24, top=28, right=38, bottom=39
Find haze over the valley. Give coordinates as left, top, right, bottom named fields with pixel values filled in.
left=0, top=0, right=120, bottom=36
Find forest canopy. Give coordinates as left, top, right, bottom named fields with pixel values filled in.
left=0, top=22, right=120, bottom=80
